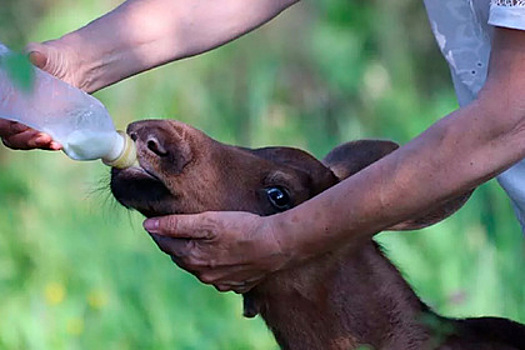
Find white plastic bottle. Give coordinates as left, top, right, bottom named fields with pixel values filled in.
left=0, top=42, right=136, bottom=169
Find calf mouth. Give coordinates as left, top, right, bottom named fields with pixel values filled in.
left=110, top=119, right=201, bottom=218
left=110, top=164, right=176, bottom=218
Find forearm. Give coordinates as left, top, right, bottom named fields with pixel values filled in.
left=275, top=28, right=525, bottom=261
left=55, top=0, right=299, bottom=92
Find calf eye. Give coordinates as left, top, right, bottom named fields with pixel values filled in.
left=266, top=187, right=292, bottom=211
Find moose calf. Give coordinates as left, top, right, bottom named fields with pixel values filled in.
left=111, top=120, right=525, bottom=350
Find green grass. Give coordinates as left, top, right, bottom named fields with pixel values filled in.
left=0, top=152, right=277, bottom=349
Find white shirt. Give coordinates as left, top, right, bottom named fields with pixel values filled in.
left=424, top=0, right=525, bottom=231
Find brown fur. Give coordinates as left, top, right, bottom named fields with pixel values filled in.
left=111, top=120, right=525, bottom=350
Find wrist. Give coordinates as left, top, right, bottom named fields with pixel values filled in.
left=267, top=209, right=323, bottom=269
left=260, top=213, right=298, bottom=271
left=268, top=191, right=371, bottom=267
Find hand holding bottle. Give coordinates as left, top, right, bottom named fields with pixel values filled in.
left=0, top=42, right=136, bottom=168
left=0, top=41, right=78, bottom=151
left=0, top=120, right=61, bottom=150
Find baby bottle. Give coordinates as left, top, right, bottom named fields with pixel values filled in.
left=0, top=42, right=136, bottom=169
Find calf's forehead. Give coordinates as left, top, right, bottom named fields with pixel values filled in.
left=247, top=146, right=338, bottom=195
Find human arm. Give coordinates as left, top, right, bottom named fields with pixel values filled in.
left=1, top=0, right=298, bottom=150
left=144, top=27, right=525, bottom=293
left=28, top=0, right=300, bottom=93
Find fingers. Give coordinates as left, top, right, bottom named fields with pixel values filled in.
left=0, top=120, right=61, bottom=151
left=169, top=251, right=262, bottom=293
left=150, top=234, right=192, bottom=257
left=144, top=212, right=271, bottom=294
left=4, top=130, right=59, bottom=150
left=154, top=233, right=262, bottom=293
left=214, top=280, right=258, bottom=294
left=144, top=214, right=217, bottom=240
left=0, top=120, right=28, bottom=135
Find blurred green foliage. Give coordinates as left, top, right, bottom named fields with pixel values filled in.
left=1, top=0, right=524, bottom=349
left=1, top=52, right=35, bottom=92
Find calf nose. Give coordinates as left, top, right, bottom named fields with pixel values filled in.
left=127, top=120, right=193, bottom=174
left=128, top=121, right=171, bottom=158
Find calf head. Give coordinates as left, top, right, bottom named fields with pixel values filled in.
left=112, top=119, right=469, bottom=226
left=111, top=119, right=339, bottom=217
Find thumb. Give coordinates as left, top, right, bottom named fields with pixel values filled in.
left=26, top=42, right=52, bottom=70
left=25, top=41, right=71, bottom=83
left=143, top=214, right=216, bottom=240
left=26, top=43, right=48, bottom=70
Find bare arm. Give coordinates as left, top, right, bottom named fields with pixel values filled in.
left=275, top=27, right=525, bottom=261
left=39, top=0, right=299, bottom=93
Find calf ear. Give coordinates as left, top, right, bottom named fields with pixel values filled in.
left=322, top=140, right=399, bottom=179
left=322, top=140, right=473, bottom=230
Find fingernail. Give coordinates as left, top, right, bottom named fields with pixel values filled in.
left=143, top=219, right=159, bottom=233
left=49, top=141, right=62, bottom=150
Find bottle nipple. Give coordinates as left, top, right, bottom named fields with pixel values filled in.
left=102, top=131, right=138, bottom=169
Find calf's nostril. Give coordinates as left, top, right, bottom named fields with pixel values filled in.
left=147, top=136, right=168, bottom=156
left=129, top=132, right=138, bottom=142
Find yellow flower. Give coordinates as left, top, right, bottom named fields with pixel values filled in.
left=44, top=282, right=65, bottom=306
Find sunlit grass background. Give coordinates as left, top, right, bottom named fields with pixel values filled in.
left=1, top=0, right=524, bottom=349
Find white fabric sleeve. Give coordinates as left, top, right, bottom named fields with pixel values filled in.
left=490, top=0, right=525, bottom=30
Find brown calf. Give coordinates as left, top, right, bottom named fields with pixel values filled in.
left=111, top=120, right=525, bottom=350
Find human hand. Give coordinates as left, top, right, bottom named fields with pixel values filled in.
left=0, top=120, right=61, bottom=151
left=0, top=40, right=82, bottom=151
left=143, top=211, right=290, bottom=294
